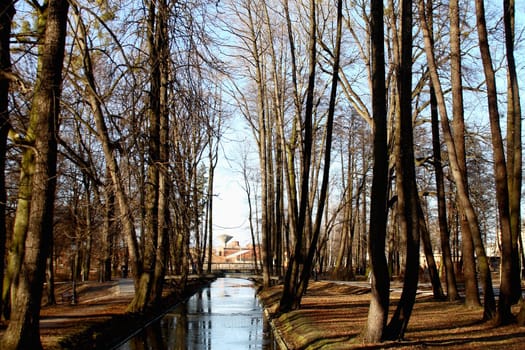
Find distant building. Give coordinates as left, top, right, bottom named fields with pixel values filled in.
left=214, top=239, right=260, bottom=264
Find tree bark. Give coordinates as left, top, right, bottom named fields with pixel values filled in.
left=429, top=81, right=459, bottom=301
left=364, top=0, right=390, bottom=342
left=0, top=0, right=15, bottom=318
left=297, top=0, right=342, bottom=302
left=448, top=0, right=479, bottom=306
left=385, top=0, right=420, bottom=340
left=280, top=0, right=337, bottom=313
left=129, top=0, right=164, bottom=312
left=474, top=0, right=515, bottom=324
left=1, top=0, right=68, bottom=348
left=243, top=0, right=271, bottom=287
left=418, top=0, right=496, bottom=319
left=503, top=0, right=522, bottom=306
left=151, top=21, right=169, bottom=299
left=279, top=0, right=318, bottom=313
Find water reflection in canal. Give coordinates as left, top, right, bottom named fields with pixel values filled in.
left=115, top=278, right=275, bottom=350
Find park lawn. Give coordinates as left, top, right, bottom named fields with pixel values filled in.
left=259, top=281, right=525, bottom=349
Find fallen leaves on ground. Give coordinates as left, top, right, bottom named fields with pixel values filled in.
left=259, top=281, right=525, bottom=349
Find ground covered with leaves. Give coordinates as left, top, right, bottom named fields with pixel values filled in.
left=259, top=281, right=525, bottom=349
left=1, top=278, right=524, bottom=349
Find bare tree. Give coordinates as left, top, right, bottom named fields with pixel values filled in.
left=384, top=0, right=421, bottom=340
left=70, top=4, right=141, bottom=299
left=1, top=0, right=69, bottom=348
left=0, top=0, right=15, bottom=318
left=418, top=0, right=496, bottom=320
left=429, top=80, right=459, bottom=301
left=503, top=0, right=523, bottom=315
left=364, top=0, right=390, bottom=342
left=474, top=0, right=516, bottom=324
left=128, top=0, right=170, bottom=312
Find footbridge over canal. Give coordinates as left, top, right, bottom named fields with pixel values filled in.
left=165, top=262, right=271, bottom=282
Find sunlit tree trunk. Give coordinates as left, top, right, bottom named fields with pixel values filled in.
left=474, top=0, right=514, bottom=324
left=436, top=0, right=456, bottom=305
left=0, top=0, right=14, bottom=318
left=129, top=0, right=163, bottom=312
left=296, top=0, right=341, bottom=301
left=241, top=0, right=272, bottom=287
left=280, top=0, right=318, bottom=313
left=279, top=1, right=328, bottom=312
left=429, top=81, right=459, bottom=301
left=448, top=0, right=478, bottom=306
left=1, top=0, right=68, bottom=348
left=418, top=0, right=496, bottom=320
left=282, top=0, right=300, bottom=266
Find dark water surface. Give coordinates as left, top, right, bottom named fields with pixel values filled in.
left=115, top=278, right=275, bottom=350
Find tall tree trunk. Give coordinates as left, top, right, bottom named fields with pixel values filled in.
left=281, top=0, right=300, bottom=276
left=385, top=0, right=420, bottom=339
left=274, top=125, right=284, bottom=278
left=129, top=0, right=164, bottom=312
left=448, top=0, right=479, bottom=306
left=0, top=0, right=15, bottom=319
left=429, top=81, right=459, bottom=301
left=1, top=0, right=68, bottom=348
left=244, top=1, right=271, bottom=287
left=364, top=0, right=390, bottom=342
left=150, top=0, right=170, bottom=305
left=474, top=0, right=514, bottom=324
left=280, top=0, right=318, bottom=313
left=205, top=123, right=219, bottom=274
left=72, top=4, right=141, bottom=292
left=297, top=0, right=341, bottom=301
left=2, top=7, right=39, bottom=321
left=503, top=0, right=522, bottom=306
left=418, top=0, right=496, bottom=320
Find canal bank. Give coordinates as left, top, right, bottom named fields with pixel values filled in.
left=257, top=281, right=372, bottom=350
left=23, top=275, right=216, bottom=349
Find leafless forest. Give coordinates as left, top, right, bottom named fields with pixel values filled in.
left=0, top=0, right=523, bottom=348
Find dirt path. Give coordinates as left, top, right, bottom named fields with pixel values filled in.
left=0, top=277, right=211, bottom=350
left=38, top=280, right=132, bottom=349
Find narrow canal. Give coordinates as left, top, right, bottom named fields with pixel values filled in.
left=115, top=277, right=276, bottom=349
